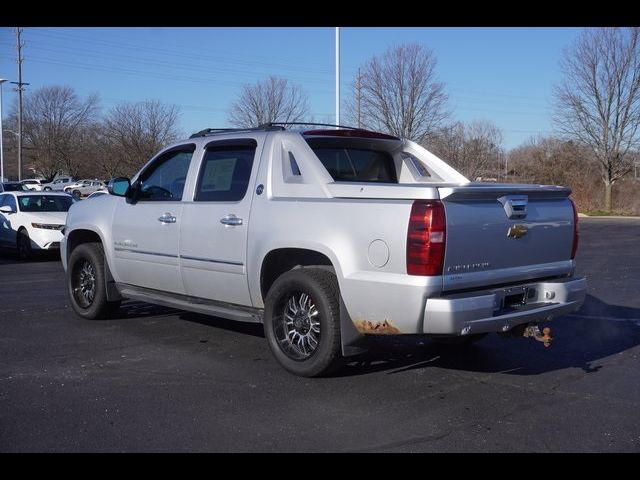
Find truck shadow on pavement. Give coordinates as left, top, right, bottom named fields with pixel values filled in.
left=0, top=250, right=60, bottom=265
left=337, top=294, right=640, bottom=377
left=113, top=293, right=640, bottom=378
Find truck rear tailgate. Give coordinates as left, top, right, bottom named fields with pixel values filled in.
left=438, top=183, right=575, bottom=292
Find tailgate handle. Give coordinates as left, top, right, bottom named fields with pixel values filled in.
left=498, top=195, right=528, bottom=219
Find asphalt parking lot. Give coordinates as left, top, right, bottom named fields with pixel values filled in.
left=1, top=217, right=639, bottom=452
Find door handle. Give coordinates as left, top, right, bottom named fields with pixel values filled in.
left=220, top=214, right=243, bottom=226
left=158, top=213, right=177, bottom=224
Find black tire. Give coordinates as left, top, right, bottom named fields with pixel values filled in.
left=72, top=190, right=81, bottom=199
left=17, top=228, right=33, bottom=260
left=67, top=242, right=120, bottom=319
left=263, top=267, right=343, bottom=377
left=431, top=333, right=487, bottom=347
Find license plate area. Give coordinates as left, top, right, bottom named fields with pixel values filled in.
left=501, top=286, right=535, bottom=309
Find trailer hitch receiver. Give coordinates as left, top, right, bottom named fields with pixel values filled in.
left=523, top=324, right=552, bottom=347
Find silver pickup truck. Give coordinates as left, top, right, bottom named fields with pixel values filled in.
left=61, top=124, right=586, bottom=377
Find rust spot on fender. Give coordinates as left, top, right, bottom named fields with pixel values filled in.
left=352, top=319, right=401, bottom=335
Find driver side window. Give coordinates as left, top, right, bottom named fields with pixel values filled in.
left=137, top=146, right=195, bottom=201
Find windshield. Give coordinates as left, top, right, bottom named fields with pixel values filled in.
left=17, top=195, right=74, bottom=212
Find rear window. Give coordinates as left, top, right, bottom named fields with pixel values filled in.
left=305, top=137, right=398, bottom=183
left=2, top=183, right=29, bottom=191
left=18, top=195, right=73, bottom=212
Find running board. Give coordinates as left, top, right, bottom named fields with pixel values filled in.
left=115, top=283, right=263, bottom=324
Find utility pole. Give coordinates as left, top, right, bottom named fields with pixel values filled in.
left=12, top=27, right=29, bottom=181
left=0, top=79, right=7, bottom=182
left=335, top=27, right=340, bottom=126
left=356, top=68, right=362, bottom=128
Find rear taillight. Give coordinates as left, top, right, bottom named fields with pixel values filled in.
left=570, top=199, right=579, bottom=260
left=407, top=200, right=446, bottom=276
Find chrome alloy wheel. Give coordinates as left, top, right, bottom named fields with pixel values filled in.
left=72, top=259, right=96, bottom=308
left=275, top=292, right=321, bottom=360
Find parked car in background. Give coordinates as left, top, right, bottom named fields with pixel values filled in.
left=64, top=179, right=107, bottom=198
left=0, top=191, right=73, bottom=259
left=0, top=182, right=30, bottom=192
left=86, top=190, right=108, bottom=199
left=42, top=177, right=75, bottom=191
left=20, top=179, right=47, bottom=191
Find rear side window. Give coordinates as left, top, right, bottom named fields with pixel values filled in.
left=305, top=137, right=397, bottom=183
left=195, top=141, right=257, bottom=202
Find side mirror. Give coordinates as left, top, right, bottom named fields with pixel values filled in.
left=108, top=177, right=131, bottom=197
left=0, top=205, right=15, bottom=214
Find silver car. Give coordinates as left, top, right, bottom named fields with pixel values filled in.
left=64, top=179, right=107, bottom=198
left=42, top=177, right=75, bottom=191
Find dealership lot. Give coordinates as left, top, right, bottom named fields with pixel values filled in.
left=0, top=217, right=639, bottom=452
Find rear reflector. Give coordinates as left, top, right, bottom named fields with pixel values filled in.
left=570, top=199, right=579, bottom=260
left=407, top=200, right=446, bottom=276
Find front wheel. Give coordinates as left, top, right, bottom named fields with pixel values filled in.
left=263, top=268, right=343, bottom=377
left=17, top=229, right=33, bottom=260
left=67, top=242, right=120, bottom=319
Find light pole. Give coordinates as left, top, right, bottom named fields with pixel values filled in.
left=335, top=27, right=340, bottom=126
left=0, top=78, right=7, bottom=182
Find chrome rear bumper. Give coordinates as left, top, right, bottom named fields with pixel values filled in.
left=424, top=276, right=587, bottom=335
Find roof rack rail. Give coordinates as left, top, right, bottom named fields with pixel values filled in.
left=189, top=125, right=285, bottom=138
left=264, top=122, right=359, bottom=130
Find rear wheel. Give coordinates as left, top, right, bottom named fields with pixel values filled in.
left=17, top=229, right=33, bottom=260
left=263, top=268, right=343, bottom=377
left=67, top=242, right=120, bottom=319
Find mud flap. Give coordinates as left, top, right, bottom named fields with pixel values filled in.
left=340, top=296, right=367, bottom=357
left=104, top=260, right=123, bottom=302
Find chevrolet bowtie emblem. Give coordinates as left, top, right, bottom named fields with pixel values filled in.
left=507, top=224, right=529, bottom=239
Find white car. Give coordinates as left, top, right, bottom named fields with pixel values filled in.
left=86, top=190, right=108, bottom=199
left=0, top=191, right=73, bottom=259
left=20, top=179, right=47, bottom=191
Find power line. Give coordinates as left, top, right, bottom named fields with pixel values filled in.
left=29, top=28, right=334, bottom=75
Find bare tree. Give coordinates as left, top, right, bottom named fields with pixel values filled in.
left=428, top=120, right=504, bottom=179
left=10, top=86, right=99, bottom=179
left=228, top=76, right=310, bottom=127
left=507, top=136, right=601, bottom=211
left=344, top=68, right=364, bottom=128
left=554, top=27, right=640, bottom=211
left=346, top=44, right=449, bottom=141
left=100, top=100, right=181, bottom=177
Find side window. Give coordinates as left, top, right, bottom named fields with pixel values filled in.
left=195, top=141, right=257, bottom=202
left=137, top=146, right=195, bottom=201
left=1, top=194, right=17, bottom=211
